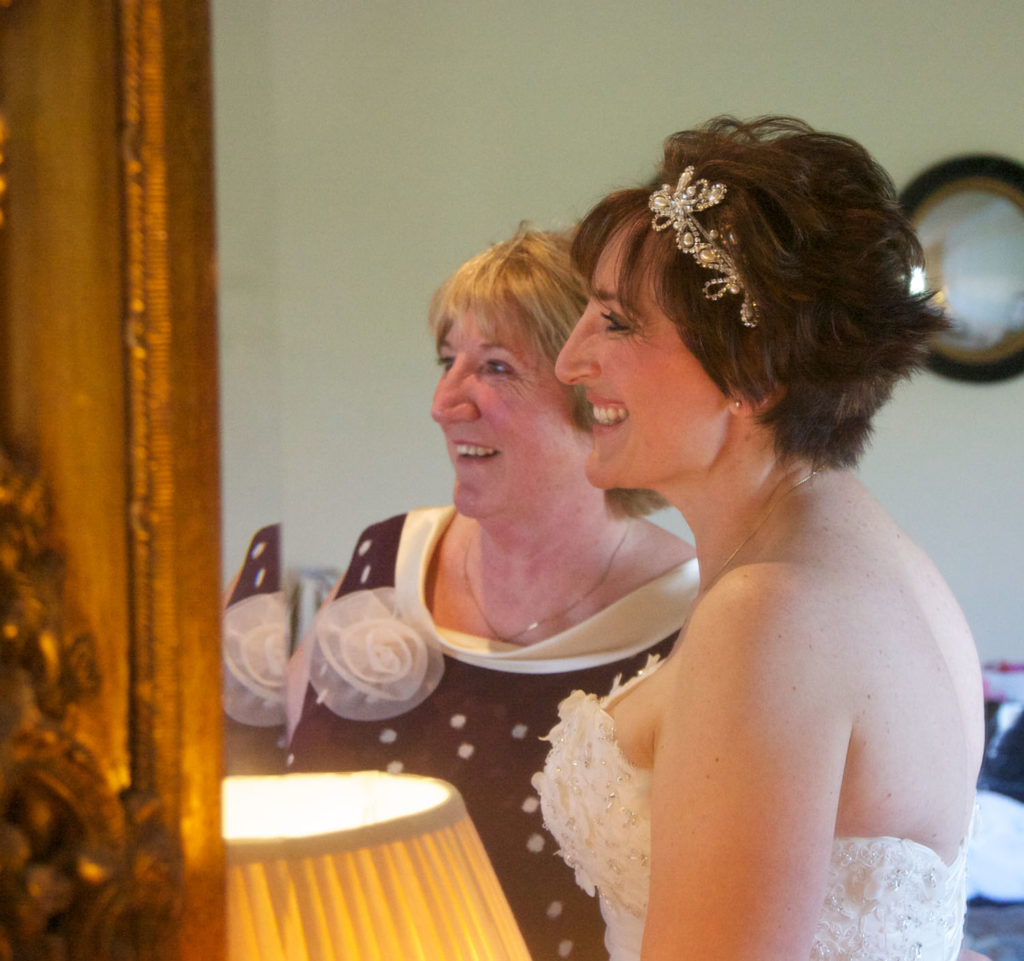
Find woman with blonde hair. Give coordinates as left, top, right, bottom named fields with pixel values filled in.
left=287, top=226, right=698, bottom=960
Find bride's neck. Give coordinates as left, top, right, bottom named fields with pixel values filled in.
left=674, top=456, right=819, bottom=592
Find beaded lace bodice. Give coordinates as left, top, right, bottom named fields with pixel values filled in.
left=532, top=657, right=970, bottom=961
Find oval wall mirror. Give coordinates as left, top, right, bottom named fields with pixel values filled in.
left=901, top=154, right=1024, bottom=382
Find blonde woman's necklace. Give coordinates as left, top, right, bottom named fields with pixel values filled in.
left=704, top=469, right=818, bottom=592
left=463, top=523, right=631, bottom=644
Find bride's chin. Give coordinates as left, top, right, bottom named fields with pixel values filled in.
left=584, top=457, right=625, bottom=493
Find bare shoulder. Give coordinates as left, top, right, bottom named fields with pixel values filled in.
left=646, top=561, right=852, bottom=914
left=672, top=559, right=853, bottom=726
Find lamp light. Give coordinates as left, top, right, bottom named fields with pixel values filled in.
left=223, top=771, right=532, bottom=961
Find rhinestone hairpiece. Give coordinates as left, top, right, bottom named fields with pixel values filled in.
left=649, top=166, right=757, bottom=328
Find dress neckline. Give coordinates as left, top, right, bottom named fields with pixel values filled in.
left=400, top=506, right=700, bottom=671
left=587, top=658, right=971, bottom=870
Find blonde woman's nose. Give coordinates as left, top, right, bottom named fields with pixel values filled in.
left=430, top=368, right=479, bottom=424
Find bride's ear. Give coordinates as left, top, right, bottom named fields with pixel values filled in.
left=728, top=385, right=784, bottom=416
left=727, top=396, right=763, bottom=416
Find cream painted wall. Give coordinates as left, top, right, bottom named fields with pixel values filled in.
left=213, top=0, right=1024, bottom=663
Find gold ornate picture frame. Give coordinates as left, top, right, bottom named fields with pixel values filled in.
left=1, top=2, right=224, bottom=959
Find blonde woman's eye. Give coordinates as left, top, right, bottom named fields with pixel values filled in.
left=436, top=355, right=454, bottom=372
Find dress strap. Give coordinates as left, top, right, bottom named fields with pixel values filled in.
left=603, top=653, right=664, bottom=711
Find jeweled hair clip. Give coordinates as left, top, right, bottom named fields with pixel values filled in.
left=649, top=166, right=757, bottom=328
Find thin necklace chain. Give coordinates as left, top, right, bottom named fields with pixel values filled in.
left=463, top=522, right=631, bottom=644
left=704, top=469, right=818, bottom=592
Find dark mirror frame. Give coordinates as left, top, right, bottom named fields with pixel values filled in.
left=900, top=154, right=1024, bottom=383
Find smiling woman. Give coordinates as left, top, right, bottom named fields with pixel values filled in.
left=430, top=311, right=593, bottom=527
left=556, top=232, right=736, bottom=499
left=284, top=226, right=700, bottom=961
left=534, top=114, right=984, bottom=961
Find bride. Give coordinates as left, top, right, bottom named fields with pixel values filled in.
left=533, top=116, right=986, bottom=961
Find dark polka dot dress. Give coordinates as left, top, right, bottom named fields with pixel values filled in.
left=289, top=511, right=684, bottom=961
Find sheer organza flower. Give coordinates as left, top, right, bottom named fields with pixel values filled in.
left=222, top=592, right=289, bottom=726
left=308, top=587, right=444, bottom=721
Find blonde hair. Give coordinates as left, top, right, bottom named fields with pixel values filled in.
left=428, top=224, right=666, bottom=518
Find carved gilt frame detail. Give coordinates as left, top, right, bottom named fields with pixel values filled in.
left=0, top=2, right=224, bottom=958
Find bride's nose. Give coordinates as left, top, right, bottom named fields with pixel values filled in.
left=556, top=311, right=599, bottom=386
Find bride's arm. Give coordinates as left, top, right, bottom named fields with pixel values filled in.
left=640, top=573, right=850, bottom=961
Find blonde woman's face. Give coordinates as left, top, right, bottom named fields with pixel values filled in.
left=430, top=311, right=595, bottom=522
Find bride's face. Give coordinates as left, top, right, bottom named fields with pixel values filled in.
left=555, top=236, right=732, bottom=497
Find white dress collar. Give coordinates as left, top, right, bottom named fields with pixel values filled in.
left=396, top=506, right=699, bottom=674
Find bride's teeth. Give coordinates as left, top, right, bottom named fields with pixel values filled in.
left=593, top=405, right=628, bottom=426
left=456, top=444, right=498, bottom=457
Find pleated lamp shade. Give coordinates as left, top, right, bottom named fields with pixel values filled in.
left=223, top=772, right=532, bottom=961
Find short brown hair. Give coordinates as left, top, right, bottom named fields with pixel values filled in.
left=572, top=116, right=947, bottom=469
left=429, top=225, right=666, bottom=516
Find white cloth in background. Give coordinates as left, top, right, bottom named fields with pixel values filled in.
left=967, top=789, right=1024, bottom=902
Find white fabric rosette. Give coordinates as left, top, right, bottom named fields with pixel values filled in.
left=222, top=592, right=289, bottom=726
left=308, top=587, right=444, bottom=721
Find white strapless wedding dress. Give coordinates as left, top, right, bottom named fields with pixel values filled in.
left=532, top=658, right=970, bottom=961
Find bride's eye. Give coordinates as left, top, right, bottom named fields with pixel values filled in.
left=602, top=310, right=632, bottom=333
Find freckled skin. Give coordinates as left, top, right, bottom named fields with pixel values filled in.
left=551, top=233, right=982, bottom=961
